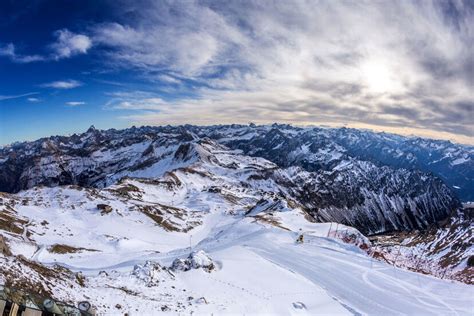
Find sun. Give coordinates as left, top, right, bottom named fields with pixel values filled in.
left=360, top=61, right=395, bottom=94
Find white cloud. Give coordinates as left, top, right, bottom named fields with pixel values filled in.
left=50, top=29, right=92, bottom=59
left=66, top=101, right=86, bottom=106
left=41, top=80, right=83, bottom=89
left=27, top=97, right=40, bottom=102
left=92, top=3, right=244, bottom=77
left=99, top=1, right=473, bottom=142
left=1, top=28, right=92, bottom=63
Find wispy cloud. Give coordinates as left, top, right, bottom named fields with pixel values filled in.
left=66, top=101, right=86, bottom=106
left=41, top=80, right=83, bottom=89
left=94, top=79, right=125, bottom=86
left=27, top=97, right=40, bottom=102
left=0, top=29, right=91, bottom=63
left=0, top=43, right=44, bottom=63
left=97, top=0, right=473, bottom=142
left=0, top=92, right=38, bottom=101
left=2, top=1, right=472, bottom=143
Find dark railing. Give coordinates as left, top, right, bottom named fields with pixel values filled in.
left=0, top=284, right=94, bottom=316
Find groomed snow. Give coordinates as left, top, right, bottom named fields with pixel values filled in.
left=5, top=193, right=473, bottom=315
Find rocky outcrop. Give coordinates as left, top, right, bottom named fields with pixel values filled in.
left=171, top=251, right=215, bottom=273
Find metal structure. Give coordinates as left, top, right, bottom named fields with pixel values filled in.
left=0, top=284, right=94, bottom=316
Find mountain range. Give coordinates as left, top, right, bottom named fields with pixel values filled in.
left=1, top=124, right=471, bottom=233
left=0, top=124, right=472, bottom=314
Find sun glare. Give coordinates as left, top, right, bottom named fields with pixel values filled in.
left=360, top=61, right=394, bottom=94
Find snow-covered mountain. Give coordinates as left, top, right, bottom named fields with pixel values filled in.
left=205, top=124, right=473, bottom=202
left=0, top=124, right=472, bottom=314
left=0, top=125, right=463, bottom=235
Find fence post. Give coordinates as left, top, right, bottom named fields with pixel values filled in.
left=393, top=244, right=402, bottom=268
left=327, top=223, right=333, bottom=237
left=189, top=235, right=193, bottom=254
left=441, top=266, right=449, bottom=280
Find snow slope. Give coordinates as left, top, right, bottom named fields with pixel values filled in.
left=1, top=185, right=473, bottom=314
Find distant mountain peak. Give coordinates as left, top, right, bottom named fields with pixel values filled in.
left=86, top=125, right=98, bottom=133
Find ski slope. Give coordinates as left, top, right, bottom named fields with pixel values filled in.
left=184, top=218, right=473, bottom=315
left=14, top=211, right=471, bottom=315
left=245, top=232, right=473, bottom=315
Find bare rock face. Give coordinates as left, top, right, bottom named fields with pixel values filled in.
left=96, top=204, right=113, bottom=215
left=171, top=251, right=215, bottom=273
left=0, top=235, right=11, bottom=256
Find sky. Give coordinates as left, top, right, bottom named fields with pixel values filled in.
left=0, top=0, right=473, bottom=145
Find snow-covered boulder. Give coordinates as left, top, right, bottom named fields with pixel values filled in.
left=132, top=261, right=163, bottom=286
left=171, top=250, right=215, bottom=273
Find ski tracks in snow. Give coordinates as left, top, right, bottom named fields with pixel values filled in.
left=245, top=238, right=471, bottom=315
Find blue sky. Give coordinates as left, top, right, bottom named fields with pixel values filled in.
left=1, top=0, right=473, bottom=145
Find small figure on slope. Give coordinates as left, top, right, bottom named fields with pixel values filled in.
left=296, top=229, right=304, bottom=244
